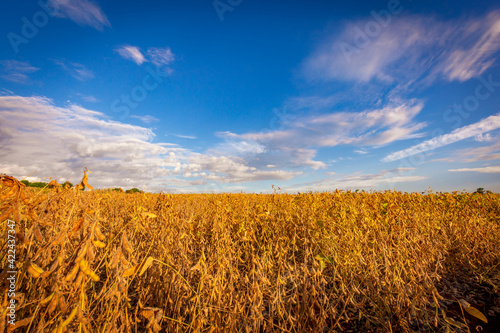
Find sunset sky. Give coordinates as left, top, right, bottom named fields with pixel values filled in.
left=1, top=0, right=500, bottom=193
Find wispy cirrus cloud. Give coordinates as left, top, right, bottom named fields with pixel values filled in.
left=382, top=113, right=500, bottom=162
left=115, top=46, right=146, bottom=65
left=286, top=168, right=426, bottom=192
left=449, top=165, right=500, bottom=173
left=217, top=99, right=426, bottom=170
left=304, top=11, right=500, bottom=85
left=0, top=89, right=14, bottom=96
left=54, top=60, right=94, bottom=81
left=147, top=47, right=175, bottom=66
left=459, top=137, right=500, bottom=162
left=435, top=136, right=500, bottom=163
left=440, top=11, right=500, bottom=82
left=76, top=93, right=100, bottom=103
left=49, top=0, right=110, bottom=30
left=170, top=134, right=197, bottom=139
left=0, top=60, right=39, bottom=84
left=131, top=115, right=159, bottom=124
left=116, top=46, right=175, bottom=67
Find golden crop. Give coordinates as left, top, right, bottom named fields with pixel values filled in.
left=0, top=173, right=499, bottom=332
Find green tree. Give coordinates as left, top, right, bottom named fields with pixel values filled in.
left=29, top=182, right=48, bottom=188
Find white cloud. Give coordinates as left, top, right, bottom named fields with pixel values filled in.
left=441, top=11, right=500, bottom=82
left=131, top=115, right=159, bottom=124
left=1, top=60, right=39, bottom=84
left=228, top=99, right=424, bottom=147
left=0, top=88, right=14, bottom=95
left=171, top=134, right=197, bottom=139
left=304, top=16, right=434, bottom=83
left=115, top=46, right=146, bottom=65
left=183, top=155, right=301, bottom=183
left=49, top=0, right=110, bottom=30
left=77, top=94, right=99, bottom=103
left=449, top=166, right=500, bottom=173
left=214, top=137, right=266, bottom=155
left=0, top=96, right=299, bottom=191
left=458, top=137, right=500, bottom=162
left=383, top=112, right=500, bottom=162
left=430, top=134, right=500, bottom=164
left=147, top=47, right=175, bottom=66
left=287, top=169, right=426, bottom=192
left=304, top=11, right=500, bottom=85
left=115, top=46, right=176, bottom=68
left=217, top=99, right=426, bottom=170
left=54, top=60, right=94, bottom=81
left=354, top=149, right=368, bottom=154
left=475, top=133, right=493, bottom=142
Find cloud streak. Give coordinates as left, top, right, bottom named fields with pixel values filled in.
left=54, top=60, right=94, bottom=81
left=441, top=11, right=500, bottom=82
left=449, top=165, right=500, bottom=173
left=0, top=60, right=39, bottom=84
left=171, top=134, right=197, bottom=139
left=304, top=11, right=500, bottom=85
left=115, top=46, right=175, bottom=67
left=49, top=0, right=110, bottom=30
left=115, top=46, right=146, bottom=65
left=218, top=99, right=426, bottom=170
left=286, top=169, right=426, bottom=192
left=131, top=115, right=159, bottom=124
left=383, top=112, right=500, bottom=162
left=147, top=47, right=175, bottom=66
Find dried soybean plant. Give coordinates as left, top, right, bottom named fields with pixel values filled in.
left=1, top=173, right=500, bottom=332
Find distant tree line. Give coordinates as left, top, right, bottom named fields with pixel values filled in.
left=20, top=180, right=143, bottom=193
left=474, top=188, right=493, bottom=194
left=125, top=188, right=142, bottom=194
left=21, top=180, right=73, bottom=188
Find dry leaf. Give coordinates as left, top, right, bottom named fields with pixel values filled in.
left=27, top=262, right=44, bottom=278
left=465, top=306, right=488, bottom=323
left=123, top=265, right=139, bottom=278
left=77, top=168, right=94, bottom=190
left=93, top=240, right=106, bottom=248
left=122, top=233, right=133, bottom=253
left=6, top=316, right=32, bottom=332
left=48, top=179, right=61, bottom=187
left=139, top=257, right=155, bottom=276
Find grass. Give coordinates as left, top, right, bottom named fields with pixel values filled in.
left=0, top=174, right=499, bottom=332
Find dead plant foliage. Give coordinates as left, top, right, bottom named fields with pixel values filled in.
left=0, top=173, right=499, bottom=332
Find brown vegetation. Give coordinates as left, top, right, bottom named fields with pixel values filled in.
left=0, top=173, right=499, bottom=332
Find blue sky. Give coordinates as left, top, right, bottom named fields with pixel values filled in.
left=1, top=0, right=500, bottom=193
